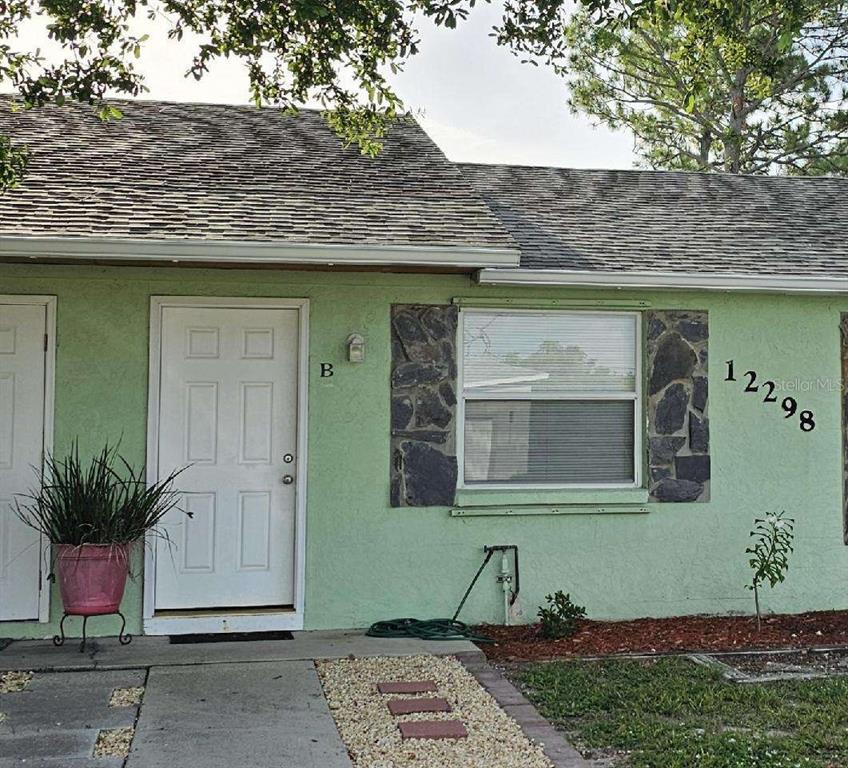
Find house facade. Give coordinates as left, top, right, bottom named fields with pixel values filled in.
left=1, top=100, right=847, bottom=640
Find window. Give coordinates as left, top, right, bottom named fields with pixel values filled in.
left=458, top=310, right=641, bottom=488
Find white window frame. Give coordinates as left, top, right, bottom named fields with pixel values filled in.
left=456, top=308, right=643, bottom=490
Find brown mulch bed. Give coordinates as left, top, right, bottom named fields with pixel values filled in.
left=476, top=610, right=848, bottom=661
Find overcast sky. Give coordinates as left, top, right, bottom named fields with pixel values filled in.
left=16, top=4, right=636, bottom=169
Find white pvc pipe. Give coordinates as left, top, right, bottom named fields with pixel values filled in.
left=501, top=550, right=512, bottom=626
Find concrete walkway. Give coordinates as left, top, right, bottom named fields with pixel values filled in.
left=0, top=632, right=479, bottom=767
left=0, top=630, right=480, bottom=672
left=127, top=661, right=351, bottom=768
left=0, top=631, right=591, bottom=768
left=0, top=667, right=144, bottom=768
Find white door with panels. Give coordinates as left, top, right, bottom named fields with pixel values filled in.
left=0, top=300, right=50, bottom=622
left=154, top=306, right=299, bottom=611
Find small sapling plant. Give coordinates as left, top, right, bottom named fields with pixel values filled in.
left=746, top=512, right=795, bottom=631
left=538, top=591, right=587, bottom=639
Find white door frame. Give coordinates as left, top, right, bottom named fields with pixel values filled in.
left=0, top=294, right=56, bottom=624
left=144, top=296, right=309, bottom=635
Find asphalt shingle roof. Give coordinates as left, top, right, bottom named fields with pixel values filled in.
left=1, top=98, right=847, bottom=279
left=0, top=99, right=516, bottom=251
left=458, top=163, right=848, bottom=277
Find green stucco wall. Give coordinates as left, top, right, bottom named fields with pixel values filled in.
left=2, top=262, right=846, bottom=639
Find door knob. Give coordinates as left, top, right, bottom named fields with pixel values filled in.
left=282, top=475, right=295, bottom=485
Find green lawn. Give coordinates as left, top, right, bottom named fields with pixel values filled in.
left=516, top=657, right=848, bottom=768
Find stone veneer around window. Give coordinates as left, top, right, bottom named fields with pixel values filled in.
left=390, top=305, right=458, bottom=507
left=390, top=304, right=710, bottom=506
left=646, top=310, right=710, bottom=502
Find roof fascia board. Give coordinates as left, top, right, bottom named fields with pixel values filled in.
left=0, top=235, right=520, bottom=269
left=477, top=268, right=848, bottom=294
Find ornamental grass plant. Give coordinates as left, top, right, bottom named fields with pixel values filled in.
left=14, top=442, right=188, bottom=547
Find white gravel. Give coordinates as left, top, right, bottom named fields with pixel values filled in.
left=0, top=671, right=32, bottom=693
left=109, top=686, right=144, bottom=707
left=94, top=726, right=134, bottom=758
left=316, top=655, right=553, bottom=768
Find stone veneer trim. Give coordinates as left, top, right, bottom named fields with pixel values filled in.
left=646, top=310, right=710, bottom=502
left=390, top=304, right=458, bottom=507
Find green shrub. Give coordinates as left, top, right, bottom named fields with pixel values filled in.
left=537, top=591, right=586, bottom=639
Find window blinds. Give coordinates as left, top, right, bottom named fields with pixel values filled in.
left=461, top=311, right=639, bottom=487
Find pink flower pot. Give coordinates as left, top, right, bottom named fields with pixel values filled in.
left=57, top=544, right=131, bottom=616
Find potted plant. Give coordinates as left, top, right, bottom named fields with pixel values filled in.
left=14, top=443, right=187, bottom=618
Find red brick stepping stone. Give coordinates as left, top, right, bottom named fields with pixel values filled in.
left=387, top=697, right=452, bottom=715
left=398, top=720, right=468, bottom=740
left=377, top=681, right=437, bottom=694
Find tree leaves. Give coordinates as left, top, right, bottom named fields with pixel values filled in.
left=0, top=0, right=830, bottom=191
left=0, top=134, right=28, bottom=190
left=746, top=512, right=795, bottom=592
left=555, top=1, right=848, bottom=173
left=0, top=0, right=425, bottom=187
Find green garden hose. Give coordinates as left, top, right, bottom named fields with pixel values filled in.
left=366, top=617, right=493, bottom=643
left=366, top=547, right=516, bottom=644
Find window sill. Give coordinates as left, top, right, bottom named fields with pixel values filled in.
left=450, top=487, right=649, bottom=517
left=454, top=487, right=649, bottom=508
left=450, top=504, right=649, bottom=518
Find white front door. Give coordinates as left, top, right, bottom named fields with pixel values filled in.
left=0, top=301, right=49, bottom=621
left=154, top=306, right=299, bottom=611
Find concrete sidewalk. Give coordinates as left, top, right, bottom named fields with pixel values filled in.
left=0, top=630, right=483, bottom=672
left=0, top=632, right=480, bottom=767
left=0, top=667, right=144, bottom=768
left=0, top=631, right=591, bottom=768
left=127, top=661, right=351, bottom=768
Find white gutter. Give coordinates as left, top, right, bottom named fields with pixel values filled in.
left=0, top=235, right=521, bottom=269
left=477, top=268, right=848, bottom=294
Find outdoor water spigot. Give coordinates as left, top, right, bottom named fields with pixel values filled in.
left=483, top=545, right=520, bottom=605
left=483, top=544, right=520, bottom=625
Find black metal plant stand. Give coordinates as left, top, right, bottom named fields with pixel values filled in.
left=53, top=611, right=132, bottom=653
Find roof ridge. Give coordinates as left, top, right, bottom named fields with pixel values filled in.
left=0, top=94, right=449, bottom=126
left=0, top=93, right=331, bottom=115
left=457, top=160, right=848, bottom=183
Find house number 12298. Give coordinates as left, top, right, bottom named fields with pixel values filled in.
left=725, top=360, right=816, bottom=432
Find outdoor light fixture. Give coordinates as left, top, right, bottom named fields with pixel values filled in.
left=346, top=333, right=366, bottom=363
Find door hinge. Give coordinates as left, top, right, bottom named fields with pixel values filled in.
left=43, top=333, right=48, bottom=352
